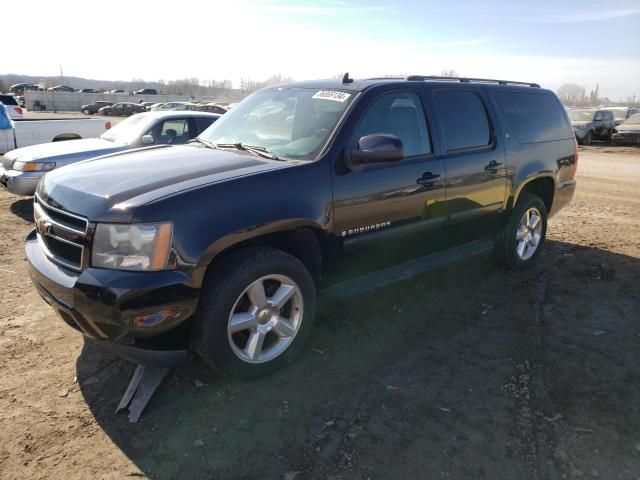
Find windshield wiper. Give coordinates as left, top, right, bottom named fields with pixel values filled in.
left=215, top=143, right=281, bottom=160
left=189, top=137, right=216, bottom=149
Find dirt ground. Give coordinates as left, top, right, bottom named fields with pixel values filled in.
left=0, top=146, right=639, bottom=480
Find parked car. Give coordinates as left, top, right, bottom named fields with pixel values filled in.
left=79, top=88, right=99, bottom=94
left=24, top=75, right=577, bottom=378
left=569, top=108, right=616, bottom=145
left=0, top=94, right=24, bottom=118
left=99, top=102, right=145, bottom=116
left=135, top=88, right=158, bottom=95
left=155, top=101, right=194, bottom=111
left=47, top=85, right=75, bottom=93
left=9, top=83, right=39, bottom=95
left=148, top=103, right=165, bottom=110
left=108, top=89, right=128, bottom=94
left=611, top=113, right=640, bottom=145
left=195, top=103, right=228, bottom=114
left=0, top=111, right=219, bottom=196
left=604, top=106, right=640, bottom=125
left=0, top=114, right=110, bottom=193
left=81, top=101, right=113, bottom=115
left=140, top=102, right=157, bottom=111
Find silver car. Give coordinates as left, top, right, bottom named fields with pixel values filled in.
left=0, top=111, right=220, bottom=196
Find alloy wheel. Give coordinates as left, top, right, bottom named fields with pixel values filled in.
left=227, top=274, right=304, bottom=364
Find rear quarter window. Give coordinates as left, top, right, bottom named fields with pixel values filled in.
left=492, top=91, right=573, bottom=143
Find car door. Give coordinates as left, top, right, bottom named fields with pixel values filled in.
left=592, top=111, right=607, bottom=135
left=332, top=89, right=446, bottom=262
left=430, top=88, right=507, bottom=224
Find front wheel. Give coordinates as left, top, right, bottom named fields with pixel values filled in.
left=496, top=193, right=548, bottom=269
left=195, top=247, right=316, bottom=379
left=82, top=108, right=90, bottom=115
left=583, top=131, right=593, bottom=146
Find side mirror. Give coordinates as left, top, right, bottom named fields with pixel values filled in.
left=141, top=134, right=154, bottom=145
left=347, top=134, right=404, bottom=170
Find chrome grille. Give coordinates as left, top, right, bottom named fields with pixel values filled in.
left=34, top=194, right=88, bottom=271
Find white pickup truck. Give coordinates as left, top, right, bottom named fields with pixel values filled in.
left=0, top=117, right=111, bottom=155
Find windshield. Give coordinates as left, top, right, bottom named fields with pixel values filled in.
left=569, top=110, right=596, bottom=122
left=199, top=87, right=355, bottom=160
left=622, top=113, right=640, bottom=125
left=100, top=114, right=154, bottom=144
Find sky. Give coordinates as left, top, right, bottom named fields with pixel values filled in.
left=5, top=0, right=640, bottom=100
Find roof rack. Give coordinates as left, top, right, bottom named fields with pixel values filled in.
left=404, top=75, right=540, bottom=88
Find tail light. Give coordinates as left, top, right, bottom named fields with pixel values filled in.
left=14, top=107, right=23, bottom=115
left=105, top=121, right=112, bottom=130
left=572, top=138, right=579, bottom=177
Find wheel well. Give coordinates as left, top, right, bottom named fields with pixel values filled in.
left=519, top=177, right=554, bottom=213
left=52, top=134, right=81, bottom=142
left=205, top=228, right=326, bottom=285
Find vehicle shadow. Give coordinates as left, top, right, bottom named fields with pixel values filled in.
left=76, top=240, right=640, bottom=479
left=10, top=197, right=34, bottom=222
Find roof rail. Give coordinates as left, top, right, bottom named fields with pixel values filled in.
left=404, top=75, right=540, bottom=88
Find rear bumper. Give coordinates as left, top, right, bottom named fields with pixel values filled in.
left=25, top=229, right=198, bottom=367
left=0, top=166, right=42, bottom=196
left=549, top=179, right=576, bottom=218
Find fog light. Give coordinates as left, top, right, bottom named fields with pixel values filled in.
left=134, top=310, right=176, bottom=328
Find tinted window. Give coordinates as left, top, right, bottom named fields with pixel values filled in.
left=195, top=117, right=216, bottom=134
left=351, top=91, right=431, bottom=156
left=434, top=91, right=490, bottom=151
left=0, top=95, right=18, bottom=106
left=493, top=91, right=573, bottom=143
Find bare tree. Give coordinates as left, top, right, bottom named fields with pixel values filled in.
left=557, top=83, right=586, bottom=106
left=440, top=69, right=459, bottom=77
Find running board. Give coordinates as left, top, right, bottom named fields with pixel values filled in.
left=320, top=239, right=495, bottom=300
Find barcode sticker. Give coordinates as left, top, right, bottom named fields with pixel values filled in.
left=312, top=90, right=351, bottom=102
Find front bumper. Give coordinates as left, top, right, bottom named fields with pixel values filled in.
left=25, top=229, right=199, bottom=367
left=573, top=129, right=589, bottom=141
left=0, top=166, right=42, bottom=196
left=611, top=132, right=640, bottom=144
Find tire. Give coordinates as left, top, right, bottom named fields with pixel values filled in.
left=195, top=246, right=317, bottom=379
left=82, top=109, right=90, bottom=115
left=496, top=193, right=548, bottom=269
left=583, top=131, right=592, bottom=146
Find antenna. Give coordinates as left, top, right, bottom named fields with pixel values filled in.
left=342, top=72, right=354, bottom=84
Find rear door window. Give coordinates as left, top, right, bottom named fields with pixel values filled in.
left=195, top=117, right=217, bottom=134
left=492, top=91, right=573, bottom=143
left=434, top=91, right=491, bottom=152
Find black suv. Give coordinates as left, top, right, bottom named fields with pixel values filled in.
left=26, top=75, right=577, bottom=378
left=135, top=88, right=158, bottom=95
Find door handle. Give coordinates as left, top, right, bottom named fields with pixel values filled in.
left=484, top=161, right=502, bottom=172
left=417, top=172, right=441, bottom=186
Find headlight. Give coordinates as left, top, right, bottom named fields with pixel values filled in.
left=12, top=161, right=56, bottom=172
left=92, top=222, right=173, bottom=271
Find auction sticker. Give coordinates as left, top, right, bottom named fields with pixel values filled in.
left=312, top=90, right=351, bottom=102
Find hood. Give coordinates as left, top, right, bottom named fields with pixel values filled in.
left=571, top=121, right=592, bottom=128
left=616, top=123, right=640, bottom=132
left=38, top=145, right=290, bottom=222
left=4, top=138, right=127, bottom=163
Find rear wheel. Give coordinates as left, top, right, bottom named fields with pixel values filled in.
left=195, top=247, right=316, bottom=379
left=496, top=193, right=547, bottom=269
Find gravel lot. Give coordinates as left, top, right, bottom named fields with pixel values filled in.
left=0, top=146, right=639, bottom=480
